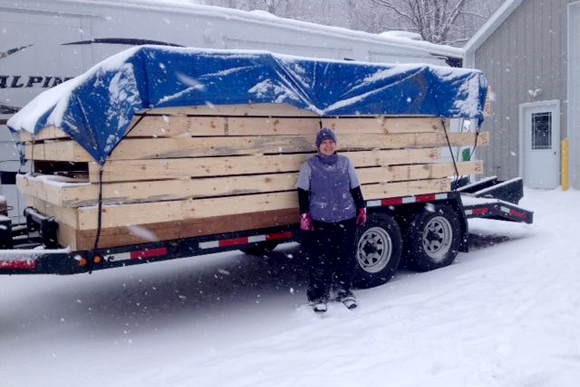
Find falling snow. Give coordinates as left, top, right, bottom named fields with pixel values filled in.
left=2, top=188, right=580, bottom=387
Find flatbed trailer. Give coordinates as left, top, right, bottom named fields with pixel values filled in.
left=0, top=47, right=533, bottom=288
left=0, top=178, right=533, bottom=288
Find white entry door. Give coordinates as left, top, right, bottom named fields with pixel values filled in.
left=521, top=101, right=560, bottom=189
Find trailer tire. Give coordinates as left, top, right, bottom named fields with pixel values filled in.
left=405, top=205, right=462, bottom=272
left=352, top=212, right=402, bottom=289
left=240, top=241, right=279, bottom=256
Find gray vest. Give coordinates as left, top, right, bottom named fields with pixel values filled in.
left=307, top=154, right=356, bottom=223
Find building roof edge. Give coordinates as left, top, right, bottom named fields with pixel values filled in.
left=464, top=0, right=525, bottom=54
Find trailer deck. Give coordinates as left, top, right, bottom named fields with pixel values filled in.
left=0, top=185, right=534, bottom=276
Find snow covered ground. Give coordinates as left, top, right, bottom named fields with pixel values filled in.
left=2, top=188, right=579, bottom=387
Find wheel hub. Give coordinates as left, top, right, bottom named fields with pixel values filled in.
left=422, top=216, right=453, bottom=261
left=357, top=227, right=393, bottom=273
left=362, top=241, right=379, bottom=255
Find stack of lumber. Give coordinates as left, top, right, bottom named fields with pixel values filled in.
left=17, top=103, right=487, bottom=251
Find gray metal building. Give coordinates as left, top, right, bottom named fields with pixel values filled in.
left=465, top=0, right=580, bottom=190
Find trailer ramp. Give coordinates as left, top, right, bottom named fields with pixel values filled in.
left=458, top=177, right=533, bottom=224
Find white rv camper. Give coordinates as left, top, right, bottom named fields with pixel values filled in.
left=0, top=0, right=463, bottom=221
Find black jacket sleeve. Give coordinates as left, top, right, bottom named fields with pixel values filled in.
left=298, top=188, right=310, bottom=214
left=350, top=186, right=366, bottom=210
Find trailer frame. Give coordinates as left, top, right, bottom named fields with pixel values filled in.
left=0, top=181, right=534, bottom=283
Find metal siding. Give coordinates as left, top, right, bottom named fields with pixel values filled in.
left=474, top=42, right=494, bottom=177
left=570, top=2, right=580, bottom=188
left=559, top=2, right=569, bottom=141
left=474, top=0, right=573, bottom=182
left=505, top=18, right=517, bottom=178
left=516, top=6, right=531, bottom=178
left=499, top=17, right=510, bottom=179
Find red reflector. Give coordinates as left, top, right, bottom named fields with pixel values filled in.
left=472, top=207, right=490, bottom=216
left=416, top=194, right=436, bottom=203
left=219, top=237, right=249, bottom=247
left=266, top=231, right=293, bottom=241
left=130, top=247, right=168, bottom=260
left=0, top=260, right=37, bottom=270
left=382, top=198, right=403, bottom=206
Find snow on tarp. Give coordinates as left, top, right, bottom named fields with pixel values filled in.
left=7, top=45, right=488, bottom=165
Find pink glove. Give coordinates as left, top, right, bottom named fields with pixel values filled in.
left=300, top=213, right=314, bottom=231
left=356, top=208, right=367, bottom=226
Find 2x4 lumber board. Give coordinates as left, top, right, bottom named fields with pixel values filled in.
left=362, top=178, right=451, bottom=200
left=24, top=195, right=78, bottom=229
left=54, top=223, right=79, bottom=251
left=484, top=90, right=493, bottom=117
left=358, top=160, right=483, bottom=184
left=127, top=116, right=226, bottom=137
left=88, top=148, right=442, bottom=182
left=24, top=140, right=92, bottom=161
left=72, top=178, right=452, bottom=230
left=20, top=116, right=450, bottom=142
left=146, top=103, right=320, bottom=117
left=126, top=116, right=449, bottom=137
left=17, top=174, right=91, bottom=207
left=225, top=117, right=448, bottom=136
left=62, top=209, right=299, bottom=251
left=18, top=127, right=69, bottom=142
left=20, top=161, right=483, bottom=208
left=24, top=132, right=489, bottom=162
left=323, top=117, right=447, bottom=136
left=241, top=116, right=447, bottom=136
left=75, top=191, right=300, bottom=230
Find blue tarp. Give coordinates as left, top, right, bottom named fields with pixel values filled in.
left=8, top=46, right=488, bottom=165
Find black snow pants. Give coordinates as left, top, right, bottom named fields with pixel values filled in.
left=306, top=217, right=357, bottom=303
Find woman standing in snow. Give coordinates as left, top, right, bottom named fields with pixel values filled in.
left=296, top=128, right=367, bottom=314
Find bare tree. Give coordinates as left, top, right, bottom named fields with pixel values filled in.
left=370, top=0, right=469, bottom=44
left=190, top=0, right=504, bottom=46
left=369, top=0, right=501, bottom=45
left=260, top=0, right=288, bottom=14
left=343, top=0, right=393, bottom=34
